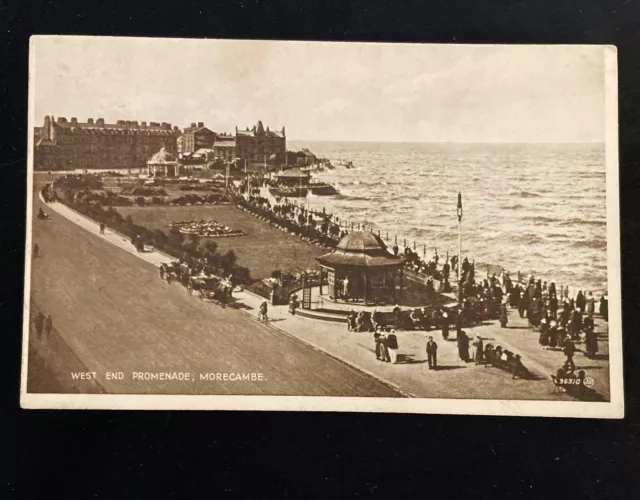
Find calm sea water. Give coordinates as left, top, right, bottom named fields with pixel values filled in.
left=289, top=141, right=608, bottom=293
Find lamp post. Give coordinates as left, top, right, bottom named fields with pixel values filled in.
left=457, top=192, right=463, bottom=305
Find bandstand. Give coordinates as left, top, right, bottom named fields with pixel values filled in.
left=316, top=231, right=405, bottom=306
left=147, top=146, right=179, bottom=177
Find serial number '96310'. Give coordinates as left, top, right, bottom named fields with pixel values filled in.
left=559, top=377, right=594, bottom=387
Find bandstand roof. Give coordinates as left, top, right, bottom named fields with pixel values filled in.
left=148, top=146, right=177, bottom=164
left=316, top=231, right=404, bottom=268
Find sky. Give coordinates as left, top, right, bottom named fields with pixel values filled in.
left=31, top=37, right=607, bottom=143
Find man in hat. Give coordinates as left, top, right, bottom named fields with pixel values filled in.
left=426, top=336, right=438, bottom=370
left=386, top=330, right=399, bottom=364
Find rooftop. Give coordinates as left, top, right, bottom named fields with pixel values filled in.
left=317, top=231, right=405, bottom=268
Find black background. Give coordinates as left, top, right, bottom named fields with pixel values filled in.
left=1, top=1, right=639, bottom=498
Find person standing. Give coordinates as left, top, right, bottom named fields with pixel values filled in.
left=518, top=289, right=528, bottom=318
left=441, top=311, right=450, bottom=340
left=473, top=336, right=484, bottom=364
left=386, top=330, right=399, bottom=364
left=33, top=244, right=40, bottom=259
left=342, top=277, right=350, bottom=302
left=379, top=332, right=390, bottom=362
left=374, top=329, right=383, bottom=360
left=563, top=335, right=576, bottom=370
left=35, top=312, right=45, bottom=340
left=458, top=330, right=470, bottom=362
left=586, top=292, right=595, bottom=318
left=455, top=310, right=464, bottom=338
left=576, top=290, right=586, bottom=312
left=99, top=222, right=105, bottom=235
left=584, top=317, right=598, bottom=358
left=426, top=336, right=438, bottom=370
left=599, top=294, right=608, bottom=321
left=44, top=314, right=53, bottom=340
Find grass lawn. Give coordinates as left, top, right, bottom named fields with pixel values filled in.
left=116, top=205, right=326, bottom=280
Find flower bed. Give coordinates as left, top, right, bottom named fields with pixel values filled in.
left=170, top=220, right=245, bottom=238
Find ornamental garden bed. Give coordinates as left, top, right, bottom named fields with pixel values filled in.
left=170, top=220, right=245, bottom=238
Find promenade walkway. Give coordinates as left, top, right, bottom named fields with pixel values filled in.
left=42, top=195, right=610, bottom=401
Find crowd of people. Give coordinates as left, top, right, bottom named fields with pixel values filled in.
left=236, top=194, right=346, bottom=251
left=503, top=276, right=607, bottom=360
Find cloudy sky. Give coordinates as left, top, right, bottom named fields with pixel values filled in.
left=32, top=37, right=606, bottom=143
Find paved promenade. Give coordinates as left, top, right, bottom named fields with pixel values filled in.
left=37, top=188, right=610, bottom=401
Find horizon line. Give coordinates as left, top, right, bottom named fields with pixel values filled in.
left=288, top=138, right=605, bottom=145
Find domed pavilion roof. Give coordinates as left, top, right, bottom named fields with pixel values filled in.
left=317, top=230, right=404, bottom=268
left=148, top=146, right=176, bottom=163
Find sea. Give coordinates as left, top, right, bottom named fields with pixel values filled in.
left=289, top=141, right=608, bottom=294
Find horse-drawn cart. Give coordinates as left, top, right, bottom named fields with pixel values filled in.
left=159, top=261, right=181, bottom=283
left=201, top=276, right=234, bottom=306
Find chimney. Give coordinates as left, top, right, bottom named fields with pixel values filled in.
left=87, top=118, right=94, bottom=124
left=71, top=117, right=78, bottom=125
left=190, top=122, right=196, bottom=129
left=43, top=116, right=51, bottom=140
left=173, top=126, right=179, bottom=132
left=141, top=121, right=147, bottom=128
left=197, top=122, right=204, bottom=128
left=132, top=121, right=139, bottom=128
left=282, top=126, right=286, bottom=137
left=57, top=117, right=67, bottom=123
left=96, top=118, right=105, bottom=126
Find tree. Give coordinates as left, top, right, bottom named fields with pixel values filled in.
left=219, top=250, right=237, bottom=273
left=154, top=229, right=168, bottom=249
left=167, top=226, right=184, bottom=250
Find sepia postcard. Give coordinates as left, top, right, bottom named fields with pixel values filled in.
left=21, top=36, right=623, bottom=417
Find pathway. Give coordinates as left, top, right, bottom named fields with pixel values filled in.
left=40, top=192, right=610, bottom=401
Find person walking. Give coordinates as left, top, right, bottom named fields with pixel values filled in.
left=258, top=300, right=269, bottom=322
left=386, top=330, right=399, bottom=364
left=44, top=314, right=53, bottom=340
left=33, top=244, right=40, bottom=258
left=426, top=336, right=438, bottom=370
left=35, top=312, right=45, bottom=340
left=99, top=222, right=106, bottom=235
